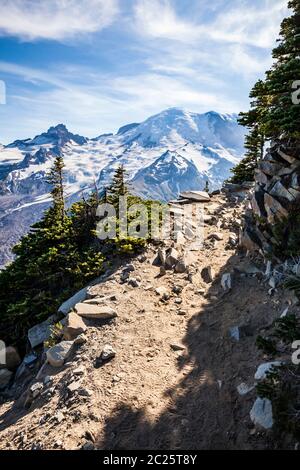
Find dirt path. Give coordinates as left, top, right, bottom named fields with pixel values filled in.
left=0, top=195, right=293, bottom=450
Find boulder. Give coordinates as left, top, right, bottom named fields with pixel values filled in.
left=254, top=169, right=269, bottom=186
left=0, top=368, right=13, bottom=389
left=259, top=161, right=283, bottom=176
left=46, top=341, right=74, bottom=368
left=269, top=181, right=296, bottom=202
left=63, top=312, right=87, bottom=341
left=264, top=193, right=288, bottom=223
left=250, top=398, right=273, bottom=429
left=2, top=346, right=21, bottom=371
left=74, top=303, right=117, bottom=320
left=58, top=286, right=88, bottom=315
left=28, top=315, right=57, bottom=349
left=175, top=258, right=188, bottom=274
left=277, top=148, right=297, bottom=164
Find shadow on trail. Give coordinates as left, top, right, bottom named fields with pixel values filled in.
left=97, top=249, right=281, bottom=450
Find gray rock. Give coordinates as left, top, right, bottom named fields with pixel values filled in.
left=229, top=326, right=240, bottom=342
left=28, top=315, right=57, bottom=349
left=67, top=381, right=81, bottom=394
left=250, top=398, right=273, bottom=429
left=120, top=271, right=130, bottom=282
left=155, top=286, right=170, bottom=299
left=73, top=366, right=85, bottom=376
left=58, top=286, right=88, bottom=315
left=208, top=232, right=224, bottom=241
left=78, top=388, right=93, bottom=397
left=82, top=440, right=94, bottom=450
left=74, top=334, right=87, bottom=345
left=201, top=266, right=215, bottom=283
left=159, top=266, right=166, bottom=276
left=221, top=273, right=232, bottom=291
left=63, top=312, right=87, bottom=341
left=269, top=181, right=296, bottom=202
left=3, top=346, right=21, bottom=370
left=101, top=344, right=116, bottom=362
left=170, top=343, right=185, bottom=351
left=83, top=294, right=118, bottom=305
left=237, top=383, right=255, bottom=396
left=53, top=411, right=65, bottom=424
left=74, top=303, right=117, bottom=320
left=46, top=341, right=74, bottom=368
left=165, top=248, right=179, bottom=268
left=123, top=264, right=135, bottom=272
left=236, top=261, right=261, bottom=275
left=30, top=382, right=43, bottom=398
left=128, top=278, right=140, bottom=288
left=254, top=361, right=282, bottom=380
left=264, top=193, right=288, bottom=223
left=175, top=258, right=188, bottom=274
left=0, top=368, right=13, bottom=389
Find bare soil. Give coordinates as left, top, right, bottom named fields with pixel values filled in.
left=0, top=195, right=295, bottom=450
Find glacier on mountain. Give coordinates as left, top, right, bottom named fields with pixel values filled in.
left=0, top=107, right=245, bottom=266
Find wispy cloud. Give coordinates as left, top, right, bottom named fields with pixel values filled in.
left=134, top=0, right=288, bottom=48
left=0, top=0, right=290, bottom=143
left=0, top=0, right=119, bottom=41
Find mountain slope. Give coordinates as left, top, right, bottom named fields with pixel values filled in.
left=0, top=108, right=245, bottom=266
left=132, top=150, right=207, bottom=201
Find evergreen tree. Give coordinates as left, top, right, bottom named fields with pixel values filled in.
left=239, top=1, right=300, bottom=141
left=230, top=1, right=300, bottom=181
left=108, top=165, right=130, bottom=206
left=0, top=158, right=104, bottom=349
left=46, top=156, right=65, bottom=221
left=263, top=0, right=300, bottom=138
left=229, top=127, right=264, bottom=183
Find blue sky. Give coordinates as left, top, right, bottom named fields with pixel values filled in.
left=0, top=0, right=289, bottom=143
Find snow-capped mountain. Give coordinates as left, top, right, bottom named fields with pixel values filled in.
left=132, top=150, right=210, bottom=202
left=0, top=108, right=245, bottom=266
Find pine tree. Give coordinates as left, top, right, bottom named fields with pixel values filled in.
left=262, top=0, right=300, bottom=138
left=230, top=1, right=300, bottom=181
left=238, top=1, right=300, bottom=141
left=46, top=156, right=65, bottom=221
left=108, top=165, right=130, bottom=206
left=229, top=127, right=264, bottom=183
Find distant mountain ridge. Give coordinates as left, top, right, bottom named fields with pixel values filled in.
left=0, top=107, right=245, bottom=266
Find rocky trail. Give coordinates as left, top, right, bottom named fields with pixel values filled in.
left=0, top=193, right=296, bottom=450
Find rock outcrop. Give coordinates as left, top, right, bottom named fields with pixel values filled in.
left=241, top=140, right=300, bottom=256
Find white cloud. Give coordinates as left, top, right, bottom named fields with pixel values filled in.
left=134, top=0, right=288, bottom=49
left=0, top=59, right=243, bottom=143
left=0, top=0, right=119, bottom=41
left=134, top=0, right=199, bottom=42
